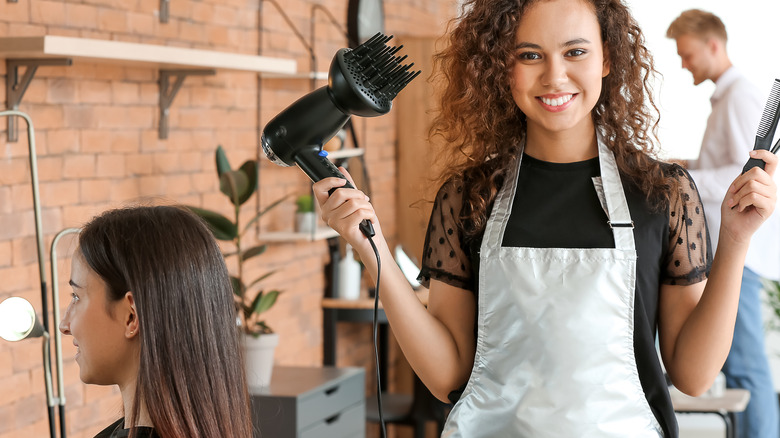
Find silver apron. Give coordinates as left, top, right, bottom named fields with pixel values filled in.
left=442, top=138, right=662, bottom=437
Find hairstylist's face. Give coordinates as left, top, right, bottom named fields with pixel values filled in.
left=60, top=252, right=138, bottom=387
left=510, top=0, right=609, bottom=138
left=675, top=34, right=715, bottom=86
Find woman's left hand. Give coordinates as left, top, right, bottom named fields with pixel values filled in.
left=720, top=149, right=778, bottom=244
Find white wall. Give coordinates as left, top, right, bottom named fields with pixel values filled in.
left=626, top=0, right=780, bottom=160
left=625, top=4, right=780, bottom=434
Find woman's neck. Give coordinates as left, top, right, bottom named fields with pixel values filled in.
left=524, top=122, right=598, bottom=163
left=120, top=380, right=153, bottom=429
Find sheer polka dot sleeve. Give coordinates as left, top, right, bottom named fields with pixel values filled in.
left=417, top=178, right=475, bottom=291
left=663, top=165, right=713, bottom=285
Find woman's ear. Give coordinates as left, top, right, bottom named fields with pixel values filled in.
left=123, top=292, right=139, bottom=339
left=602, top=44, right=611, bottom=77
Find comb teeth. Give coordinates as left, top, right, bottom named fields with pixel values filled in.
left=343, top=32, right=422, bottom=101
left=757, top=79, right=780, bottom=139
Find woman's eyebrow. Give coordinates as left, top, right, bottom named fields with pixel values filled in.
left=69, top=279, right=82, bottom=288
left=515, top=38, right=592, bottom=50
left=516, top=41, right=542, bottom=50
left=562, top=37, right=591, bottom=47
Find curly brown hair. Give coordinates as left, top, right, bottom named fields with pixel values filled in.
left=430, top=0, right=676, bottom=237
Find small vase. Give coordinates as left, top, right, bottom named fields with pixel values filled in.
left=244, top=332, right=279, bottom=393
left=295, top=212, right=317, bottom=234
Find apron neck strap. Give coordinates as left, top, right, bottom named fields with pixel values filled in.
left=597, top=134, right=635, bottom=251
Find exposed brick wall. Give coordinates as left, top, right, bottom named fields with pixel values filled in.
left=0, top=0, right=456, bottom=437
left=0, top=0, right=455, bottom=438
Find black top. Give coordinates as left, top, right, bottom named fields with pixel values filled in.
left=418, top=154, right=713, bottom=438
left=95, top=418, right=159, bottom=438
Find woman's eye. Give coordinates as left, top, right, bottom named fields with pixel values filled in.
left=70, top=293, right=79, bottom=302
left=566, top=48, right=587, bottom=57
left=517, top=52, right=541, bottom=61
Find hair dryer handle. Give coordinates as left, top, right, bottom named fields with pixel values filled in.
left=293, top=148, right=376, bottom=238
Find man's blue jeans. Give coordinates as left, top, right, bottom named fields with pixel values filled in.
left=722, top=267, right=779, bottom=438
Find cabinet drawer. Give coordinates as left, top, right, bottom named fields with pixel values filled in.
left=298, top=370, right=364, bottom=428
left=300, top=401, right=365, bottom=438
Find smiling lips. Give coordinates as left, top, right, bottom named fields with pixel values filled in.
left=538, top=93, right=576, bottom=112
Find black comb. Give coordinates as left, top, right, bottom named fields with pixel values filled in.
left=329, top=33, right=422, bottom=117
left=743, top=79, right=780, bottom=173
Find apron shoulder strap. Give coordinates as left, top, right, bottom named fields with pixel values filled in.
left=596, top=136, right=635, bottom=251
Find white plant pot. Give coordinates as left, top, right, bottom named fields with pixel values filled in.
left=295, top=212, right=317, bottom=234
left=244, top=332, right=279, bottom=392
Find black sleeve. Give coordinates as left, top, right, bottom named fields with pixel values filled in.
left=417, top=178, right=475, bottom=291
left=663, top=164, right=713, bottom=285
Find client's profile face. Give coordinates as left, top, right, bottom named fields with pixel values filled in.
left=60, top=252, right=135, bottom=386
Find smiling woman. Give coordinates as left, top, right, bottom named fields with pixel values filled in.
left=308, top=0, right=779, bottom=437
left=59, top=206, right=252, bottom=438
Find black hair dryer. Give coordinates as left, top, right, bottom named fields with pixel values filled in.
left=261, top=33, right=420, bottom=238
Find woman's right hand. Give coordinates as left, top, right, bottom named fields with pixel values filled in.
left=312, top=166, right=382, bottom=253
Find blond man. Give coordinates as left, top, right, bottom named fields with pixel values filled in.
left=668, top=9, right=780, bottom=438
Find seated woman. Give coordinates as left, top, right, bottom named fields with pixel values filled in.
left=59, top=205, right=253, bottom=438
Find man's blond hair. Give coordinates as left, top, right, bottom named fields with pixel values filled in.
left=666, top=9, right=727, bottom=42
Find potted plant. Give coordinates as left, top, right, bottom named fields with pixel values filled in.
left=295, top=193, right=316, bottom=234
left=187, top=145, right=285, bottom=389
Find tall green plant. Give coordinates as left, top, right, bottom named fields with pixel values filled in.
left=763, top=279, right=780, bottom=332
left=188, top=145, right=285, bottom=336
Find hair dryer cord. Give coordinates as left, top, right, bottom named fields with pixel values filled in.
left=367, top=235, right=387, bottom=438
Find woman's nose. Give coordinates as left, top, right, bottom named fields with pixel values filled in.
left=59, top=311, right=71, bottom=335
left=542, top=58, right=568, bottom=88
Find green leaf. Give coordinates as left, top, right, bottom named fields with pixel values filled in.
left=241, top=244, right=267, bottom=262
left=251, top=290, right=280, bottom=315
left=242, top=195, right=289, bottom=234
left=247, top=270, right=278, bottom=289
left=237, top=160, right=258, bottom=206
left=215, top=145, right=231, bottom=178
left=185, top=206, right=237, bottom=241
left=295, top=194, right=314, bottom=213
left=230, top=276, right=243, bottom=297
left=219, top=171, right=249, bottom=207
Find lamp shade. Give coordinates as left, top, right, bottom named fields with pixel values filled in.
left=0, top=297, right=45, bottom=341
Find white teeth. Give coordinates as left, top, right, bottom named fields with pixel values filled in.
left=541, top=94, right=573, bottom=106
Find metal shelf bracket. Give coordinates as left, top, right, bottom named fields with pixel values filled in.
left=158, top=69, right=215, bottom=139
left=160, top=0, right=170, bottom=23
left=5, top=58, right=72, bottom=142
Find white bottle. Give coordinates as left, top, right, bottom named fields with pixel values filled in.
left=338, top=244, right=362, bottom=300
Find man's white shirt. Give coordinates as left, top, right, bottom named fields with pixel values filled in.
left=687, top=66, right=780, bottom=281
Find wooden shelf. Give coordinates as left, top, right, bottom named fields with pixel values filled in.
left=261, top=227, right=339, bottom=242
left=327, top=148, right=364, bottom=160
left=0, top=35, right=297, bottom=74
left=0, top=35, right=298, bottom=140
left=322, top=289, right=429, bottom=309
left=263, top=71, right=328, bottom=80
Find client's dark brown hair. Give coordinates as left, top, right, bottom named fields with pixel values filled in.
left=79, top=205, right=252, bottom=438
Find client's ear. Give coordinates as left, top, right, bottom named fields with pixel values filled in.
left=123, top=292, right=139, bottom=339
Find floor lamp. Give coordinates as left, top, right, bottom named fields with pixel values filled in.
left=0, top=110, right=66, bottom=438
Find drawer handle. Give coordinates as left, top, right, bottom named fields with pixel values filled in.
left=324, top=385, right=340, bottom=396
left=325, top=413, right=341, bottom=424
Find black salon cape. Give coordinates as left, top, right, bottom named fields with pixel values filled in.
left=94, top=418, right=159, bottom=438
